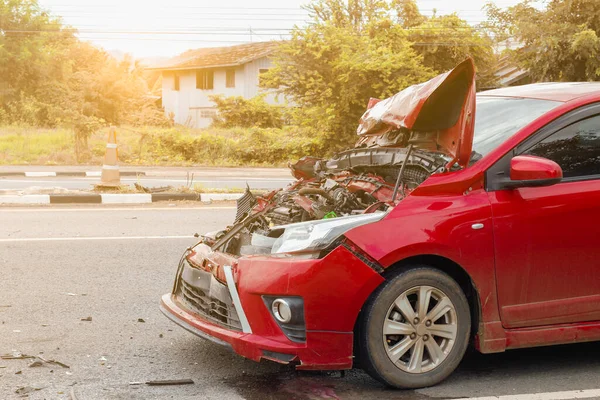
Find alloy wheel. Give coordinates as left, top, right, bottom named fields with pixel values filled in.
left=382, top=285, right=458, bottom=374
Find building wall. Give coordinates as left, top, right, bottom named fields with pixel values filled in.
left=244, top=57, right=284, bottom=105
left=161, top=56, right=284, bottom=128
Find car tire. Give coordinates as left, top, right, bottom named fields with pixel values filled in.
left=358, top=266, right=471, bottom=389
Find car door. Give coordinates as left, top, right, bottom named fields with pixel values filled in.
left=487, top=104, right=600, bottom=329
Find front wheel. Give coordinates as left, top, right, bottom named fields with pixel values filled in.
left=358, top=267, right=471, bottom=389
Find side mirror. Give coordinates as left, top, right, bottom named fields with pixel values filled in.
left=503, top=155, right=563, bottom=189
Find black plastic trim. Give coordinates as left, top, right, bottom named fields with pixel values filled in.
left=262, top=296, right=306, bottom=343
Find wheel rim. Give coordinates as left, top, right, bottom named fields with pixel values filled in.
left=382, top=285, right=458, bottom=374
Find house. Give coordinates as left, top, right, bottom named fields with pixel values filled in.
left=491, top=39, right=531, bottom=88
left=494, top=55, right=531, bottom=87
left=151, top=41, right=282, bottom=128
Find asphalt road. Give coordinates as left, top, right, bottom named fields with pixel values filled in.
left=0, top=176, right=294, bottom=191
left=2, top=205, right=600, bottom=400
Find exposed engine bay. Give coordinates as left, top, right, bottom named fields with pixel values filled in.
left=202, top=129, right=449, bottom=257
left=198, top=59, right=478, bottom=257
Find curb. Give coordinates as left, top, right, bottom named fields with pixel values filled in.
left=0, top=171, right=146, bottom=177
left=200, top=193, right=243, bottom=202
left=0, top=193, right=201, bottom=205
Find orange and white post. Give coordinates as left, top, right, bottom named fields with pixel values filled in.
left=100, top=126, right=121, bottom=187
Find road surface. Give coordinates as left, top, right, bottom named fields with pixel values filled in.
left=1, top=205, right=600, bottom=399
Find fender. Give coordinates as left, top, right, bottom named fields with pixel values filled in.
left=344, top=189, right=507, bottom=352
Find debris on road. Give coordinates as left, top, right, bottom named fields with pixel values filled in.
left=15, top=386, right=42, bottom=395
left=37, top=355, right=70, bottom=369
left=137, top=318, right=145, bottom=323
left=145, top=379, right=194, bottom=386
left=1, top=351, right=34, bottom=360
left=135, top=183, right=172, bottom=193
left=28, top=360, right=44, bottom=368
left=65, top=293, right=78, bottom=296
left=80, top=316, right=92, bottom=322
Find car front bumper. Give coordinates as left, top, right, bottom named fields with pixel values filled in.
left=160, top=244, right=384, bottom=370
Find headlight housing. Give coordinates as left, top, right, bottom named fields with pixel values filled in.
left=270, top=212, right=385, bottom=255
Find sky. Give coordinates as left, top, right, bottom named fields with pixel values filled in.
left=37, top=0, right=538, bottom=59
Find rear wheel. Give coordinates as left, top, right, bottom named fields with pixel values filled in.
left=358, top=266, right=471, bottom=389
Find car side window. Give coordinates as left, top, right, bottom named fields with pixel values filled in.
left=522, top=114, right=600, bottom=179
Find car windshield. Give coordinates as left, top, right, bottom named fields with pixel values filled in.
left=472, top=96, right=561, bottom=158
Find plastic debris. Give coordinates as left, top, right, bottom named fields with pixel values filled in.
left=145, top=379, right=194, bottom=386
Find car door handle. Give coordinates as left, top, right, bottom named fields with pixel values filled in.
left=471, top=223, right=484, bottom=230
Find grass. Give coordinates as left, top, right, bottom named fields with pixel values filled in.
left=0, top=125, right=322, bottom=167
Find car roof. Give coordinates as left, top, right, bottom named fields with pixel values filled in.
left=478, top=82, right=600, bottom=102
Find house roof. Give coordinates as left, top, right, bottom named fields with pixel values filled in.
left=493, top=56, right=529, bottom=87
left=149, top=41, right=280, bottom=71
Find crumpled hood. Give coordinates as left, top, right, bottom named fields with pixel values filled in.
left=357, top=58, right=476, bottom=168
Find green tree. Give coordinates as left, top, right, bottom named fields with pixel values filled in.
left=210, top=94, right=284, bottom=129
left=408, top=14, right=496, bottom=87
left=486, top=0, right=600, bottom=81
left=263, top=0, right=495, bottom=152
left=0, top=0, right=75, bottom=106
left=0, top=0, right=166, bottom=161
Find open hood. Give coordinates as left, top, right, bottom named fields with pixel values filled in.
left=357, top=58, right=476, bottom=168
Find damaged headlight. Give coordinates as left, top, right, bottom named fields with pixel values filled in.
left=270, top=212, right=385, bottom=255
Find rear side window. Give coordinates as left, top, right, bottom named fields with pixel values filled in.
left=523, top=114, right=600, bottom=179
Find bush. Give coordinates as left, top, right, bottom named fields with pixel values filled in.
left=145, top=126, right=323, bottom=166
left=209, top=94, right=284, bottom=129
left=0, top=125, right=327, bottom=167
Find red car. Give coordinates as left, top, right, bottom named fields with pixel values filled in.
left=161, top=59, right=600, bottom=389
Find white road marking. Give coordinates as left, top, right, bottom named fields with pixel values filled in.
left=0, top=236, right=196, bottom=243
left=456, top=388, right=600, bottom=400
left=24, top=172, right=56, bottom=177
left=0, top=207, right=236, bottom=212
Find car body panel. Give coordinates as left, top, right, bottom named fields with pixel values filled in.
left=490, top=179, right=600, bottom=329
left=357, top=58, right=476, bottom=167
left=237, top=246, right=384, bottom=333
left=343, top=188, right=503, bottom=351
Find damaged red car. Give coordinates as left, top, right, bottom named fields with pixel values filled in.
left=161, top=58, right=600, bottom=388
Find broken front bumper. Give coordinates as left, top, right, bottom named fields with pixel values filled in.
left=160, top=244, right=384, bottom=370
